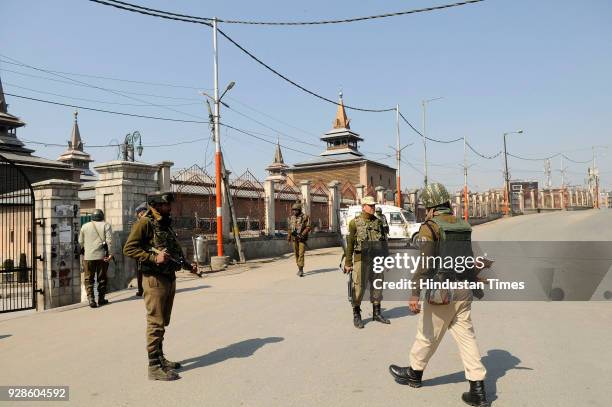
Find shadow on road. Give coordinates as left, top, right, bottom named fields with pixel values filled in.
left=176, top=285, right=211, bottom=294
left=181, top=337, right=285, bottom=373
left=303, top=268, right=337, bottom=277
left=0, top=334, right=11, bottom=340
left=425, top=349, right=532, bottom=402
left=361, top=305, right=414, bottom=324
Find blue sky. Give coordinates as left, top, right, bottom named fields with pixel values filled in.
left=1, top=0, right=611, bottom=191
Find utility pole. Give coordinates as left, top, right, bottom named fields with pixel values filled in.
left=422, top=101, right=428, bottom=186
left=560, top=155, right=565, bottom=188
left=395, top=104, right=401, bottom=207
left=544, top=159, right=552, bottom=189
left=212, top=17, right=224, bottom=258
left=502, top=130, right=523, bottom=216
left=463, top=135, right=469, bottom=220
left=592, top=146, right=599, bottom=209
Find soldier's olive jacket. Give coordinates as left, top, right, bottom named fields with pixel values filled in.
left=288, top=212, right=311, bottom=241
left=345, top=212, right=385, bottom=267
left=123, top=208, right=185, bottom=280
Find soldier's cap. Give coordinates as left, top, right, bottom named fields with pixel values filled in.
left=291, top=202, right=302, bottom=210
left=135, top=202, right=147, bottom=214
left=147, top=192, right=175, bottom=205
left=361, top=196, right=377, bottom=206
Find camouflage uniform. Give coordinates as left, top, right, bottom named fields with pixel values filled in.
left=389, top=183, right=488, bottom=406
left=375, top=207, right=390, bottom=238
left=288, top=202, right=310, bottom=276
left=345, top=196, right=390, bottom=328
left=123, top=193, right=188, bottom=381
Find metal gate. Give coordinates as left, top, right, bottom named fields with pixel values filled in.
left=0, top=154, right=36, bottom=313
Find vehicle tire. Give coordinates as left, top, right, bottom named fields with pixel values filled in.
left=411, top=233, right=419, bottom=248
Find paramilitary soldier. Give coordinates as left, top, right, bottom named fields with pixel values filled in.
left=343, top=196, right=390, bottom=328
left=389, top=183, right=491, bottom=407
left=123, top=192, right=197, bottom=381
left=375, top=206, right=390, bottom=237
left=287, top=201, right=311, bottom=277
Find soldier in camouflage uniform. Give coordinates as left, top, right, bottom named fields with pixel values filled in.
left=123, top=192, right=197, bottom=381
left=389, top=183, right=490, bottom=407
left=344, top=196, right=391, bottom=328
left=375, top=206, right=390, bottom=237
left=287, top=201, right=311, bottom=277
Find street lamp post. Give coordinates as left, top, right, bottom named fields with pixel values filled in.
left=421, top=97, right=443, bottom=186
left=122, top=131, right=143, bottom=162
left=502, top=130, right=523, bottom=216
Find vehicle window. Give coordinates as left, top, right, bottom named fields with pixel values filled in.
left=401, top=210, right=416, bottom=223
left=389, top=212, right=404, bottom=225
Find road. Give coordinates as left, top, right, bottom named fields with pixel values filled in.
left=1, top=210, right=611, bottom=407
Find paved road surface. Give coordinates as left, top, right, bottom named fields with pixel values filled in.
left=1, top=211, right=611, bottom=406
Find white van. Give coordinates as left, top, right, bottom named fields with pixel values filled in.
left=339, top=204, right=421, bottom=244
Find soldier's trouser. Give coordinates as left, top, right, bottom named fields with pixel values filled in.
left=83, top=260, right=108, bottom=298
left=293, top=241, right=306, bottom=268
left=409, top=289, right=486, bottom=381
left=143, top=274, right=176, bottom=355
left=351, top=260, right=383, bottom=306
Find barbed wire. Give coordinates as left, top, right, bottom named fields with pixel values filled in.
left=91, top=0, right=485, bottom=26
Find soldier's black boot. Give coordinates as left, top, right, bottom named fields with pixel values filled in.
left=88, top=296, right=97, bottom=308
left=388, top=365, right=423, bottom=388
left=353, top=306, right=364, bottom=329
left=297, top=266, right=304, bottom=277
left=148, top=352, right=180, bottom=381
left=461, top=380, right=489, bottom=406
left=159, top=343, right=182, bottom=370
left=372, top=304, right=390, bottom=324
left=97, top=291, right=109, bottom=306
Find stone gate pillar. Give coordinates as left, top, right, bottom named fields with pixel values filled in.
left=157, top=161, right=174, bottom=193
left=328, top=181, right=340, bottom=233
left=264, top=179, right=275, bottom=235
left=33, top=179, right=82, bottom=310
left=375, top=186, right=385, bottom=204
left=300, top=180, right=311, bottom=216
left=94, top=161, right=159, bottom=292
left=355, top=184, right=365, bottom=203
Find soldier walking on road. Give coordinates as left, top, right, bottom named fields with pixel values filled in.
left=389, top=183, right=490, bottom=407
left=344, top=196, right=390, bottom=328
left=288, top=201, right=311, bottom=277
left=123, top=192, right=197, bottom=381
left=79, top=209, right=113, bottom=308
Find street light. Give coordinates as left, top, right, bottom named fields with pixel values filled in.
left=502, top=129, right=524, bottom=216
left=421, top=97, right=444, bottom=186
left=122, top=131, right=143, bottom=162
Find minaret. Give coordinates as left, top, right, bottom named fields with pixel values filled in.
left=58, top=110, right=94, bottom=179
left=0, top=74, right=31, bottom=154
left=265, top=139, right=289, bottom=180
left=320, top=92, right=363, bottom=157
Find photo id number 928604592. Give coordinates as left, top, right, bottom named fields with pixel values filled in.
left=0, top=386, right=69, bottom=401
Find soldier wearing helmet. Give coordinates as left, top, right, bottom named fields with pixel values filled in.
left=287, top=201, right=311, bottom=277
left=389, top=183, right=490, bottom=407
left=79, top=208, right=113, bottom=308
left=343, top=196, right=391, bottom=328
left=375, top=206, right=390, bottom=237
left=123, top=192, right=197, bottom=381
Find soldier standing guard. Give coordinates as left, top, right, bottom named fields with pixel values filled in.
left=389, top=183, right=490, bottom=406
left=123, top=192, right=197, bottom=381
left=287, top=201, right=311, bottom=277
left=375, top=206, right=390, bottom=237
left=343, top=196, right=391, bottom=328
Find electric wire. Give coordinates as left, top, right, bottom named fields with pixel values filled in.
left=90, top=0, right=485, bottom=26
left=398, top=111, right=462, bottom=143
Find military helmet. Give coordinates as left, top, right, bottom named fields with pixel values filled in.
left=91, top=209, right=105, bottom=221
left=291, top=201, right=302, bottom=210
left=147, top=192, right=175, bottom=206
left=361, top=196, right=377, bottom=206
left=420, top=182, right=451, bottom=208
left=375, top=206, right=383, bottom=213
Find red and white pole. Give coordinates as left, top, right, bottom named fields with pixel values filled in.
left=213, top=18, right=223, bottom=256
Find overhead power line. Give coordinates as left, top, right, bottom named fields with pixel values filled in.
left=90, top=0, right=485, bottom=26
left=508, top=152, right=561, bottom=161
left=21, top=137, right=207, bottom=148
left=465, top=140, right=501, bottom=159
left=6, top=93, right=208, bottom=123
left=398, top=111, right=462, bottom=143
